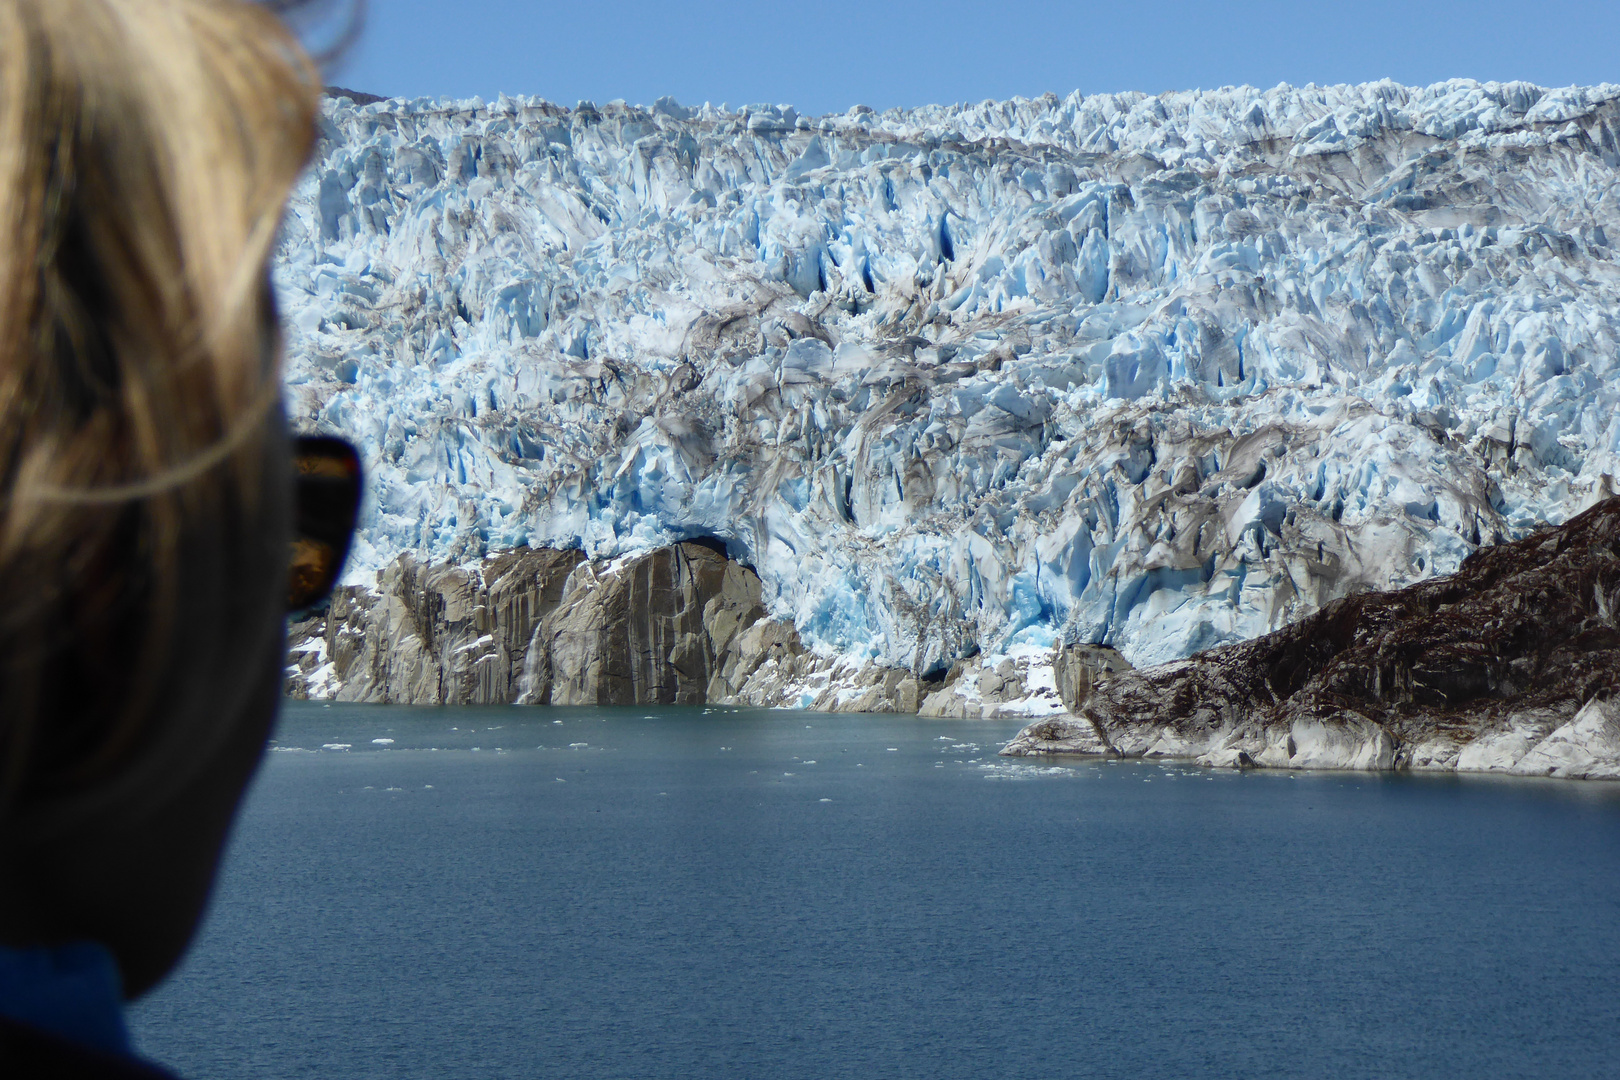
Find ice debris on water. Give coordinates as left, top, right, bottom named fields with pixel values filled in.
left=979, top=762, right=1079, bottom=780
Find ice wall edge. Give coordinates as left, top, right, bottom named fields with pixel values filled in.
left=280, top=78, right=1620, bottom=683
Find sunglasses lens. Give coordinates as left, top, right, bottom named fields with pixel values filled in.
left=288, top=537, right=340, bottom=611
left=289, top=436, right=361, bottom=612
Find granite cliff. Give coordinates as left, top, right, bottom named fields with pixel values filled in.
left=285, top=542, right=932, bottom=712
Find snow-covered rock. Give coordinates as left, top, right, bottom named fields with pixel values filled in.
left=916, top=644, right=1069, bottom=719
left=279, top=79, right=1620, bottom=691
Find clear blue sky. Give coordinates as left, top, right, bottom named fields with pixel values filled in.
left=322, top=0, right=1620, bottom=115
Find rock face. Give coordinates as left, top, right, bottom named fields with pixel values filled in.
left=287, top=546, right=584, bottom=704
left=916, top=648, right=1070, bottom=719
left=546, top=542, right=728, bottom=705
left=1003, top=496, right=1620, bottom=778
left=286, top=541, right=923, bottom=712
left=280, top=82, right=1620, bottom=686
left=1052, top=644, right=1134, bottom=712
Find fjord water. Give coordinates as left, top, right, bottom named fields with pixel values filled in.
left=131, top=703, right=1620, bottom=1079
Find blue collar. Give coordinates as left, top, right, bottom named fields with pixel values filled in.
left=0, top=940, right=130, bottom=1056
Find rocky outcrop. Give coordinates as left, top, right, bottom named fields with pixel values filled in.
left=285, top=541, right=925, bottom=712
left=1003, top=496, right=1620, bottom=778
left=324, top=87, right=388, bottom=107
left=545, top=542, right=728, bottom=705
left=917, top=649, right=1069, bottom=719
left=286, top=547, right=584, bottom=704
left=1051, top=644, right=1133, bottom=712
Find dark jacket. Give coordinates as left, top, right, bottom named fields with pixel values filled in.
left=0, top=1016, right=178, bottom=1079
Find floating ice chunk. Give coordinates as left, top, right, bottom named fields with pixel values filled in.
left=978, top=762, right=1078, bottom=780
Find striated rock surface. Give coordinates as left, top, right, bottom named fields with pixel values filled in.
left=286, top=546, right=584, bottom=704
left=1003, top=496, right=1620, bottom=778
left=545, top=541, right=728, bottom=705
left=1051, top=644, right=1134, bottom=712
left=286, top=541, right=923, bottom=712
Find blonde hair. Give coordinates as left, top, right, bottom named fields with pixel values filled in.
left=0, top=0, right=319, bottom=830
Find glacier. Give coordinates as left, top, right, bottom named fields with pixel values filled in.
left=277, top=78, right=1620, bottom=692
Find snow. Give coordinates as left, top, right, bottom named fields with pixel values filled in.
left=279, top=79, right=1620, bottom=675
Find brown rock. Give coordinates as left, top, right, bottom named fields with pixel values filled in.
left=1005, top=496, right=1620, bottom=775
left=291, top=547, right=583, bottom=704
left=1052, top=644, right=1133, bottom=711
left=547, top=542, right=729, bottom=705
left=285, top=539, right=942, bottom=714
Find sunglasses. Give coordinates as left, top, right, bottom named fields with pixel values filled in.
left=288, top=436, right=363, bottom=613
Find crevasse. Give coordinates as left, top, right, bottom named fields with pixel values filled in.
left=278, top=79, right=1620, bottom=675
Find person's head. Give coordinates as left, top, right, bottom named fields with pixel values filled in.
left=0, top=0, right=320, bottom=995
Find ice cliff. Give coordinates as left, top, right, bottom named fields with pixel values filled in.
left=279, top=79, right=1620, bottom=702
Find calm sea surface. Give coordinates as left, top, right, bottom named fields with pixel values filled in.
left=130, top=701, right=1620, bottom=1079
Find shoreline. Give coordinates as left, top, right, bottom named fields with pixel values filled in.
left=998, top=700, right=1620, bottom=781
left=998, top=746, right=1620, bottom=782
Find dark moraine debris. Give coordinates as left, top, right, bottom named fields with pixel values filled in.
left=1003, top=497, right=1620, bottom=778
left=324, top=86, right=388, bottom=106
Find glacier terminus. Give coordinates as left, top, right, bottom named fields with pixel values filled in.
left=278, top=79, right=1620, bottom=769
